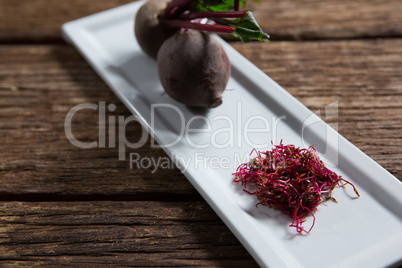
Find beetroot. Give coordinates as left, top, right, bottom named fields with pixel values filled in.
left=134, top=0, right=269, bottom=107
left=157, top=30, right=230, bottom=108
left=134, top=0, right=176, bottom=59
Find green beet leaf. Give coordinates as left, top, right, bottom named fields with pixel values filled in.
left=190, top=0, right=246, bottom=12
left=227, top=11, right=270, bottom=43
left=188, top=0, right=269, bottom=43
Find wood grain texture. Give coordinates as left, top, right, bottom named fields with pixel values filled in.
left=247, top=0, right=402, bottom=40
left=0, top=0, right=134, bottom=42
left=0, top=45, right=196, bottom=198
left=0, top=0, right=401, bottom=42
left=0, top=201, right=257, bottom=266
left=0, top=39, right=400, bottom=201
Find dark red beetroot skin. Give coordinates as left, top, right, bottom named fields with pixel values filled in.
left=157, top=30, right=231, bottom=108
left=135, top=0, right=176, bottom=59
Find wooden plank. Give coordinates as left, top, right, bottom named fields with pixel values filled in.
left=0, top=39, right=400, bottom=199
left=247, top=0, right=402, bottom=40
left=0, top=0, right=133, bottom=43
left=0, top=0, right=401, bottom=42
left=0, top=201, right=257, bottom=266
left=0, top=45, right=196, bottom=197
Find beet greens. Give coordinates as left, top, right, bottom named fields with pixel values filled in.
left=165, top=0, right=269, bottom=42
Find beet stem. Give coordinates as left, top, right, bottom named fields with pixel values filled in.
left=179, top=11, right=248, bottom=20
left=234, top=0, right=239, bottom=11
left=168, top=20, right=235, bottom=33
left=165, top=0, right=198, bottom=19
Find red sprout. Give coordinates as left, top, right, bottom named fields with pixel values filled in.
left=233, top=142, right=360, bottom=233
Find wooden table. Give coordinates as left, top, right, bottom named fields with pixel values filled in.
left=0, top=0, right=401, bottom=266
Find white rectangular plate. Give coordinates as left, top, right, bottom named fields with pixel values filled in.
left=62, top=2, right=402, bottom=267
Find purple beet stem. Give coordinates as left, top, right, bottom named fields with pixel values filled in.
left=234, top=0, right=239, bottom=11
left=168, top=20, right=235, bottom=33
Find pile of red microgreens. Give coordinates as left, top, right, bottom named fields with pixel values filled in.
left=233, top=143, right=360, bottom=233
